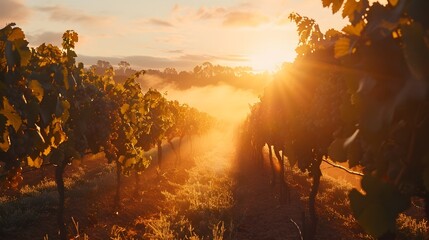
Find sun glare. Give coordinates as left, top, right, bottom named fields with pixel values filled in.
left=249, top=49, right=295, bottom=73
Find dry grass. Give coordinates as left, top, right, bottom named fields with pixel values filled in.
left=142, top=146, right=235, bottom=240
left=285, top=166, right=429, bottom=240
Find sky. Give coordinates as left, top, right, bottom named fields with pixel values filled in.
left=1, top=0, right=352, bottom=72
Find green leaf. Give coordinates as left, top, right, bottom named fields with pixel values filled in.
left=28, top=80, right=44, bottom=102
left=51, top=121, right=67, bottom=147
left=388, top=0, right=398, bottom=7
left=0, top=97, right=22, bottom=131
left=61, top=100, right=70, bottom=122
left=401, top=23, right=429, bottom=82
left=120, top=103, right=130, bottom=114
left=321, top=0, right=332, bottom=8
left=342, top=0, right=358, bottom=18
left=334, top=37, right=352, bottom=58
left=14, top=39, right=30, bottom=67
left=0, top=114, right=7, bottom=136
left=332, top=0, right=344, bottom=14
left=347, top=139, right=361, bottom=167
left=349, top=189, right=365, bottom=216
left=55, top=97, right=63, bottom=117
left=0, top=131, right=10, bottom=152
left=5, top=41, right=16, bottom=69
left=342, top=21, right=364, bottom=36
left=7, top=27, right=25, bottom=41
left=350, top=175, right=411, bottom=237
left=29, top=128, right=45, bottom=151
left=27, top=155, right=43, bottom=168
left=26, top=100, right=40, bottom=126
left=328, top=138, right=348, bottom=162
left=356, top=201, right=393, bottom=237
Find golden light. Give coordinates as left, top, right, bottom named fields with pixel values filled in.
left=248, top=49, right=295, bottom=73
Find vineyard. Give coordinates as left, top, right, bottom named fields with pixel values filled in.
left=1, top=0, right=429, bottom=239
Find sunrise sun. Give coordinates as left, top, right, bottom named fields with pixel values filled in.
left=248, top=49, right=295, bottom=73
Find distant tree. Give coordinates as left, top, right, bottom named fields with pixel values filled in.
left=118, top=60, right=130, bottom=75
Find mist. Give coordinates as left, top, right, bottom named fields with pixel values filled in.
left=163, top=84, right=259, bottom=126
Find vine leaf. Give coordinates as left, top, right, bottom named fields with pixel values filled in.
left=401, top=23, right=429, bottom=82
left=322, top=0, right=345, bottom=14
left=349, top=175, right=410, bottom=237
left=328, top=138, right=348, bottom=162
left=388, top=0, right=398, bottom=7
left=28, top=80, right=44, bottom=102
left=0, top=131, right=10, bottom=152
left=334, top=37, right=351, bottom=58
left=27, top=156, right=43, bottom=168
left=342, top=0, right=359, bottom=18
left=120, top=103, right=130, bottom=114
left=342, top=21, right=364, bottom=36
left=0, top=97, right=22, bottom=131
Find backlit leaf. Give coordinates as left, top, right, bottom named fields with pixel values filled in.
left=0, top=131, right=10, bottom=152
left=342, top=21, right=364, bottom=36
left=322, top=0, right=332, bottom=7
left=0, top=97, right=22, bottom=131
left=120, top=103, right=130, bottom=114
left=7, top=27, right=25, bottom=41
left=27, top=156, right=43, bottom=168
left=388, top=0, right=398, bottom=7
left=401, top=23, right=429, bottom=82
left=332, top=0, right=344, bottom=14
left=334, top=37, right=352, bottom=58
left=14, top=39, right=30, bottom=67
left=342, top=0, right=359, bottom=18
left=28, top=80, right=44, bottom=102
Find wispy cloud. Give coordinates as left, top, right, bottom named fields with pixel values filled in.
left=147, top=18, right=174, bottom=27
left=167, top=49, right=184, bottom=54
left=35, top=5, right=113, bottom=26
left=27, top=31, right=63, bottom=46
left=195, top=7, right=226, bottom=20
left=0, top=0, right=31, bottom=24
left=223, top=11, right=269, bottom=27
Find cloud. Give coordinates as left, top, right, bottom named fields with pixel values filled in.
left=0, top=0, right=31, bottom=24
left=27, top=31, right=63, bottom=46
left=178, top=54, right=248, bottom=63
left=195, top=7, right=226, bottom=20
left=166, top=49, right=184, bottom=54
left=147, top=18, right=174, bottom=27
left=178, top=54, right=214, bottom=62
left=36, top=5, right=112, bottom=26
left=222, top=11, right=269, bottom=27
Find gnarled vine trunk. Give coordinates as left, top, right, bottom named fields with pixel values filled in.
left=168, top=139, right=180, bottom=166
left=273, top=146, right=290, bottom=204
left=268, top=145, right=276, bottom=186
left=157, top=140, right=163, bottom=167
left=307, top=158, right=322, bottom=240
left=114, top=159, right=121, bottom=210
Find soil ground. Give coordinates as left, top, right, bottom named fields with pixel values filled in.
left=0, top=129, right=399, bottom=240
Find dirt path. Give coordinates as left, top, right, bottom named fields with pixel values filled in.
left=232, top=148, right=305, bottom=240
left=1, top=128, right=369, bottom=240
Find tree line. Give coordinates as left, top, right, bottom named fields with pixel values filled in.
left=92, top=60, right=272, bottom=94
